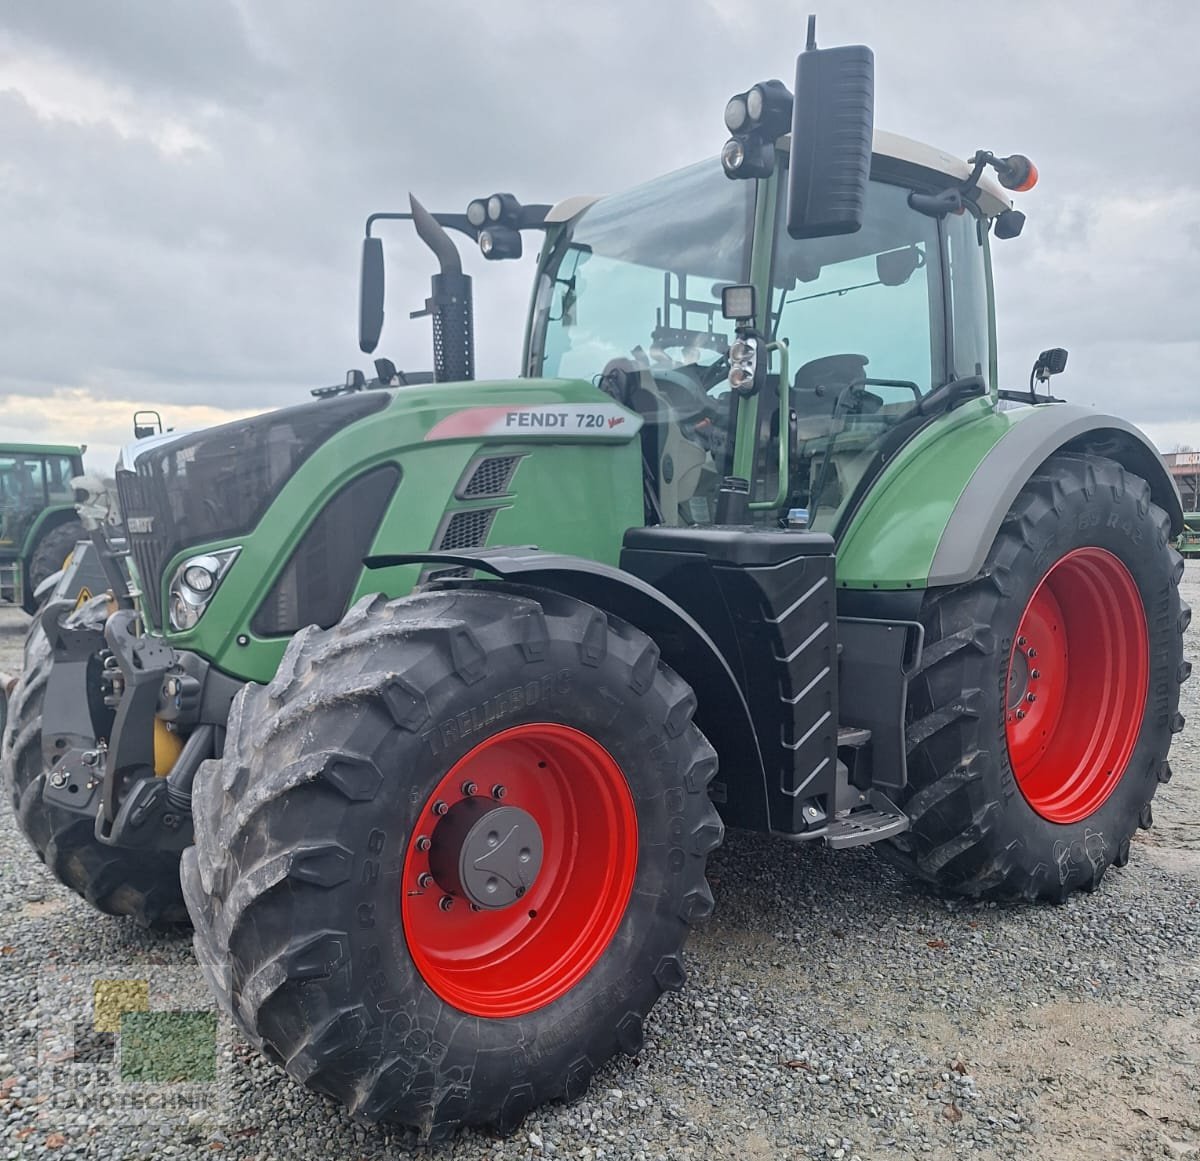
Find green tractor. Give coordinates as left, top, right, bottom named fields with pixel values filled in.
left=2, top=27, right=1188, bottom=1140
left=0, top=443, right=87, bottom=613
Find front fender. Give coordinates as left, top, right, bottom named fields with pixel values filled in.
left=366, top=547, right=770, bottom=830
left=836, top=400, right=1180, bottom=589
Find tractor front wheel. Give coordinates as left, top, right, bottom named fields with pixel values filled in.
left=182, top=585, right=722, bottom=1138
left=890, top=453, right=1188, bottom=900
left=2, top=598, right=190, bottom=927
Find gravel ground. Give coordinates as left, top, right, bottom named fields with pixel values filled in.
left=1, top=573, right=1198, bottom=1161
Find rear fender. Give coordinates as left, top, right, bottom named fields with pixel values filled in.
left=836, top=400, right=1181, bottom=589
left=929, top=407, right=1182, bottom=586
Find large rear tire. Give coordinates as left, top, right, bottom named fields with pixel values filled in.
left=887, top=453, right=1188, bottom=900
left=1, top=599, right=189, bottom=927
left=183, top=585, right=722, bottom=1139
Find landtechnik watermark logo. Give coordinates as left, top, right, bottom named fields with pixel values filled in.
left=36, top=963, right=232, bottom=1116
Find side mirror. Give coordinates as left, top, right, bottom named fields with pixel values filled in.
left=786, top=20, right=874, bottom=239
left=358, top=237, right=385, bottom=354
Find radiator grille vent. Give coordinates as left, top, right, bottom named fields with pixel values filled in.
left=437, top=508, right=497, bottom=552
left=460, top=455, right=522, bottom=498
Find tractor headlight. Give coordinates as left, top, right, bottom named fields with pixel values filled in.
left=167, top=548, right=239, bottom=632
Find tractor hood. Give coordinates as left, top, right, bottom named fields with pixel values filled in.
left=113, top=377, right=643, bottom=635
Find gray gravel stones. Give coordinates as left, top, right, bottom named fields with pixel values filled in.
left=1, top=575, right=1198, bottom=1160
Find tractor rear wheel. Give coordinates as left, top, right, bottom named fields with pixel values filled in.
left=889, top=453, right=1188, bottom=900
left=25, top=519, right=86, bottom=614
left=182, top=585, right=721, bottom=1139
left=1, top=598, right=189, bottom=927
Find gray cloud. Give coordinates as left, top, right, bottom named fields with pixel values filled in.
left=1, top=0, right=1198, bottom=457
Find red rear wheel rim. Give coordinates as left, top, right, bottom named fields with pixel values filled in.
left=1004, top=547, right=1149, bottom=823
left=400, top=723, right=638, bottom=1017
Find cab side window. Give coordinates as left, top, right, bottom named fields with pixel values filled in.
left=43, top=455, right=76, bottom=502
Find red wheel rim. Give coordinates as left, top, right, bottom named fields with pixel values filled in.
left=1004, top=547, right=1148, bottom=823
left=400, top=723, right=638, bottom=1017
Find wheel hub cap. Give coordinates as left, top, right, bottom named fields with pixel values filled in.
left=429, top=800, right=544, bottom=910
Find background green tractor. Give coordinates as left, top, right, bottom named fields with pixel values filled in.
left=0, top=442, right=87, bottom=613
left=2, top=25, right=1188, bottom=1140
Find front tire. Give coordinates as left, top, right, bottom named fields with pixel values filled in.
left=2, top=599, right=189, bottom=927
left=183, top=585, right=722, bottom=1138
left=888, top=453, right=1188, bottom=900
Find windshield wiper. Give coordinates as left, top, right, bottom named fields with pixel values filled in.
left=786, top=278, right=881, bottom=305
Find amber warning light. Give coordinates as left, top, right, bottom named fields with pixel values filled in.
left=994, top=153, right=1038, bottom=192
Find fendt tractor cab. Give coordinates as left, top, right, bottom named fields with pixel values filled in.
left=0, top=443, right=86, bottom=613
left=3, top=25, right=1186, bottom=1139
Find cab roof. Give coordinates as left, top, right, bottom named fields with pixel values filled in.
left=0, top=443, right=82, bottom=457
left=546, top=130, right=1013, bottom=224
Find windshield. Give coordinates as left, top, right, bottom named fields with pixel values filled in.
left=531, top=160, right=754, bottom=385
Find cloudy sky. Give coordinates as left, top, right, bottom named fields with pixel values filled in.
left=1, top=0, right=1198, bottom=469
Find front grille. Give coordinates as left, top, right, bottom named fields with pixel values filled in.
left=437, top=508, right=497, bottom=552
left=116, top=470, right=170, bottom=628
left=458, top=455, right=522, bottom=499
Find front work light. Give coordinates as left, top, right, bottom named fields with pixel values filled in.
left=721, top=283, right=757, bottom=322
left=486, top=192, right=520, bottom=223
left=745, top=79, right=793, bottom=138
left=724, top=94, right=749, bottom=132
left=722, top=136, right=775, bottom=180
left=478, top=226, right=522, bottom=260
left=722, top=79, right=791, bottom=181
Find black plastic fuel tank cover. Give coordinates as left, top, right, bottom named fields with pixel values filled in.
left=622, top=524, right=834, bottom=566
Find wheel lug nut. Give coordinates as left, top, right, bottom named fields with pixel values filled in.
left=469, top=903, right=481, bottom=912
left=416, top=835, right=431, bottom=852
left=1031, top=669, right=1041, bottom=679
left=1027, top=648, right=1037, bottom=659
left=1017, top=636, right=1027, bottom=647
left=1026, top=692, right=1037, bottom=703
left=417, top=872, right=433, bottom=889
left=439, top=895, right=454, bottom=912
left=1016, top=709, right=1026, bottom=720
left=492, top=784, right=507, bottom=800
left=433, top=800, right=448, bottom=816
left=461, top=781, right=477, bottom=796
